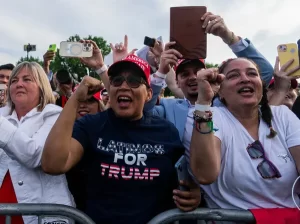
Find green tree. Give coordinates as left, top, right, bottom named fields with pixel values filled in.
left=16, top=56, right=43, bottom=66
left=205, top=62, right=219, bottom=68
left=50, top=34, right=111, bottom=81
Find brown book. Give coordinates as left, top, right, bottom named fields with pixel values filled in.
left=170, top=6, right=207, bottom=59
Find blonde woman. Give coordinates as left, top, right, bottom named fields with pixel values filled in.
left=0, top=62, right=74, bottom=224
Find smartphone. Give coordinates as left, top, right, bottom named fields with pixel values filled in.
left=59, top=41, right=93, bottom=58
left=48, top=44, right=57, bottom=52
left=170, top=6, right=207, bottom=59
left=144, top=36, right=155, bottom=48
left=175, top=155, right=192, bottom=191
left=277, top=43, right=300, bottom=77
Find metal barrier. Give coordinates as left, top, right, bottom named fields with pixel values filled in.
left=148, top=208, right=255, bottom=224
left=0, top=203, right=95, bottom=224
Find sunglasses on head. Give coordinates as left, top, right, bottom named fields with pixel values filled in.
left=247, top=140, right=282, bottom=179
left=110, top=74, right=147, bottom=88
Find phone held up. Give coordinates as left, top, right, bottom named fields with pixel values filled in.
left=175, top=155, right=193, bottom=191
left=144, top=36, right=156, bottom=48
left=59, top=41, right=93, bottom=58
left=48, top=44, right=57, bottom=52
left=277, top=43, right=300, bottom=77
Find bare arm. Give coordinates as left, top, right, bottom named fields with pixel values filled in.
left=190, top=123, right=221, bottom=184
left=42, top=76, right=102, bottom=174
left=42, top=96, right=84, bottom=174
left=189, top=68, right=224, bottom=184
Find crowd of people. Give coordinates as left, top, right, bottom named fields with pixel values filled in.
left=1, top=11, right=300, bottom=224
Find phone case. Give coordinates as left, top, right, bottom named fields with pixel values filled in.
left=48, top=44, right=57, bottom=52
left=277, top=43, right=300, bottom=77
left=170, top=6, right=207, bottom=59
left=59, top=41, right=93, bottom=58
left=175, top=155, right=192, bottom=191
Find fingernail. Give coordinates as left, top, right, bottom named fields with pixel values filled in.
left=173, top=196, right=176, bottom=200
left=201, top=17, right=204, bottom=20
left=202, top=25, right=205, bottom=28
left=173, top=190, right=178, bottom=194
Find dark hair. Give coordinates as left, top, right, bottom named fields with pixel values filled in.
left=0, top=63, right=15, bottom=71
left=218, top=57, right=277, bottom=138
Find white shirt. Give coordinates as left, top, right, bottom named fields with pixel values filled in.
left=0, top=104, right=74, bottom=224
left=202, top=105, right=300, bottom=209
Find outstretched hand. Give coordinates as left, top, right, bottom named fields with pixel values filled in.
left=79, top=40, right=104, bottom=70
left=273, top=56, right=300, bottom=91
left=110, top=35, right=137, bottom=63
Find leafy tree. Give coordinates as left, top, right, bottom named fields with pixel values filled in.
left=16, top=56, right=43, bottom=66
left=50, top=34, right=111, bottom=81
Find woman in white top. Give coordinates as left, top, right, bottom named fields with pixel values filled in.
left=0, top=62, right=74, bottom=224
left=189, top=57, right=300, bottom=210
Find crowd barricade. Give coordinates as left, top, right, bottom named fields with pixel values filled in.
left=0, top=203, right=95, bottom=224
left=0, top=204, right=256, bottom=224
left=147, top=208, right=255, bottom=224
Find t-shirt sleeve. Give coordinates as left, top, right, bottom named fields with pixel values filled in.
left=278, top=106, right=300, bottom=148
left=212, top=107, right=224, bottom=142
left=72, top=115, right=91, bottom=150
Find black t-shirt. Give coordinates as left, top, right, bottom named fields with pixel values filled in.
left=72, top=109, right=184, bottom=224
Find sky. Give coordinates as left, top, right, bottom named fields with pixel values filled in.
left=0, top=0, right=299, bottom=67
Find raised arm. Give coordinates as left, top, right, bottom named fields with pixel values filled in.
left=42, top=76, right=102, bottom=174
left=190, top=68, right=224, bottom=184
left=268, top=57, right=300, bottom=107
left=202, top=12, right=273, bottom=84
left=144, top=42, right=182, bottom=112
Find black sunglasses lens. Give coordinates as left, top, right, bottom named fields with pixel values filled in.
left=127, top=75, right=142, bottom=88
left=248, top=146, right=263, bottom=158
left=257, top=160, right=281, bottom=178
left=111, top=76, right=124, bottom=87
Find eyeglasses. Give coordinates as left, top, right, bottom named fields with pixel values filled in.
left=246, top=140, right=282, bottom=179
left=110, top=75, right=147, bottom=88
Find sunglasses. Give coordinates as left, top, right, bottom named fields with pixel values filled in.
left=110, top=74, right=147, bottom=88
left=247, top=140, right=282, bottom=179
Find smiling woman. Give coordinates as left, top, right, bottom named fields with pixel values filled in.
left=190, top=57, right=300, bottom=214
left=0, top=62, right=74, bottom=224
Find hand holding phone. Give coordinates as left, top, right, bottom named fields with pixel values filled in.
left=277, top=43, right=300, bottom=77
left=48, top=44, right=57, bottom=52
left=144, top=36, right=156, bottom=48
left=175, top=155, right=193, bottom=191
left=59, top=41, right=93, bottom=58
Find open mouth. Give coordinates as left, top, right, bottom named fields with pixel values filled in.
left=237, top=87, right=254, bottom=94
left=188, top=83, right=197, bottom=87
left=78, top=110, right=89, bottom=116
left=117, top=96, right=133, bottom=108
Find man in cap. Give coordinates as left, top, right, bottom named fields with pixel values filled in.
left=54, top=69, right=78, bottom=107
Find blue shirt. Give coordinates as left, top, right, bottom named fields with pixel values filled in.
left=72, top=108, right=184, bottom=224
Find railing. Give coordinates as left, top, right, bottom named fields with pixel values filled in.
left=148, top=208, right=255, bottom=224
left=0, top=204, right=256, bottom=224
left=0, top=204, right=95, bottom=224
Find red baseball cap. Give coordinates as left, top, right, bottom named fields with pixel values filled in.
left=268, top=78, right=298, bottom=89
left=107, top=54, right=151, bottom=86
left=74, top=85, right=101, bottom=101
left=174, top=59, right=206, bottom=75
